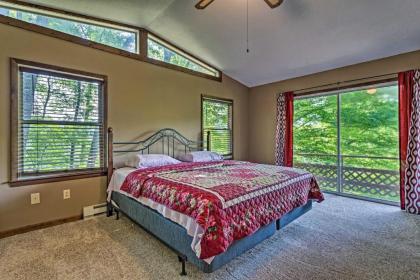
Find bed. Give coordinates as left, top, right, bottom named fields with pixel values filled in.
left=106, top=128, right=324, bottom=275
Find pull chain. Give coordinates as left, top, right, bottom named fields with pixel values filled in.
left=246, top=0, right=249, bottom=53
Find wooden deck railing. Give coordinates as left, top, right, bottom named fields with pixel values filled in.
left=294, top=154, right=399, bottom=202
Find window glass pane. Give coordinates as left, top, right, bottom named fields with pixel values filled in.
left=293, top=95, right=338, bottom=192
left=340, top=85, right=399, bottom=202
left=202, top=99, right=233, bottom=157
left=340, top=85, right=399, bottom=165
left=18, top=70, right=103, bottom=176
left=0, top=5, right=137, bottom=53
left=148, top=36, right=219, bottom=77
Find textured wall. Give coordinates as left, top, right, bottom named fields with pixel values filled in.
left=0, top=24, right=249, bottom=232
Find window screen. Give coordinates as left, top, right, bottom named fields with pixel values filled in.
left=202, top=96, right=233, bottom=158
left=11, top=60, right=106, bottom=183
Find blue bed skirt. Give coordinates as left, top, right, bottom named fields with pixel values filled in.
left=111, top=192, right=312, bottom=273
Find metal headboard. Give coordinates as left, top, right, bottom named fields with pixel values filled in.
left=107, top=127, right=211, bottom=183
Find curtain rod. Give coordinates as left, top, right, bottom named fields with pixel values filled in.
left=292, top=72, right=399, bottom=96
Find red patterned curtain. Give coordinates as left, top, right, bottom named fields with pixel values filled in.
left=399, top=71, right=414, bottom=209
left=399, top=70, right=420, bottom=214
left=275, top=92, right=294, bottom=167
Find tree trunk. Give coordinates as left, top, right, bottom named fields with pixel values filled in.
left=22, top=73, right=37, bottom=171
left=42, top=77, right=52, bottom=118
left=87, top=129, right=99, bottom=168
left=69, top=81, right=83, bottom=169
left=84, top=84, right=100, bottom=168
left=38, top=77, right=52, bottom=171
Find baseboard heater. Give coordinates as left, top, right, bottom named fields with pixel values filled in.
left=83, top=203, right=107, bottom=219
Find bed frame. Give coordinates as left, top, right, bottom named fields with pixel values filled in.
left=106, top=127, right=313, bottom=275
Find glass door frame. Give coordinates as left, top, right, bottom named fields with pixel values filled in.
left=294, top=81, right=399, bottom=206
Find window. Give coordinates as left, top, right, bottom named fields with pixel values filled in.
left=201, top=96, right=233, bottom=158
left=148, top=34, right=220, bottom=78
left=0, top=1, right=138, bottom=53
left=10, top=59, right=107, bottom=185
left=0, top=1, right=222, bottom=81
left=293, top=81, right=399, bottom=204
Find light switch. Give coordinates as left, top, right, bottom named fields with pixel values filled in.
left=63, top=189, right=71, bottom=199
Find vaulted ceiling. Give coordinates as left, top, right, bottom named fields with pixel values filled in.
left=26, top=0, right=420, bottom=87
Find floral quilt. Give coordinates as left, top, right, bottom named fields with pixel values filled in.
left=120, top=160, right=324, bottom=259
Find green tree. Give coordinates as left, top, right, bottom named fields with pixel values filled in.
left=148, top=39, right=215, bottom=76
left=293, top=85, right=400, bottom=202
left=0, top=7, right=136, bottom=52
left=22, top=73, right=101, bottom=173
left=294, top=86, right=399, bottom=170
left=202, top=100, right=232, bottom=156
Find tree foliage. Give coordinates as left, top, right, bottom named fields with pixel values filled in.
left=294, top=85, right=399, bottom=170
left=202, top=100, right=232, bottom=156
left=0, top=7, right=136, bottom=52
left=148, top=39, right=216, bottom=76
left=0, top=6, right=220, bottom=76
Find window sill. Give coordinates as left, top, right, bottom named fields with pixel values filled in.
left=9, top=171, right=107, bottom=187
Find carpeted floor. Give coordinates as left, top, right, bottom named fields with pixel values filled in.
left=0, top=194, right=419, bottom=280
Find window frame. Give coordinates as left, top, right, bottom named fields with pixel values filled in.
left=10, top=58, right=108, bottom=187
left=0, top=0, right=222, bottom=82
left=201, top=95, right=234, bottom=159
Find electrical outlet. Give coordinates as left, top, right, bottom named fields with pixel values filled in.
left=63, top=189, right=71, bottom=200
left=31, top=193, right=40, bottom=204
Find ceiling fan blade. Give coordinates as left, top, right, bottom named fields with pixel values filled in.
left=195, top=0, right=215, bottom=9
left=263, top=0, right=284, bottom=8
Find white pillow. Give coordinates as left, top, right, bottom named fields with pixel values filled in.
left=125, top=154, right=180, bottom=168
left=178, top=151, right=223, bottom=162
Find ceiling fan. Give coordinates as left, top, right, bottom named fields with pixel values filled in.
left=195, top=0, right=284, bottom=10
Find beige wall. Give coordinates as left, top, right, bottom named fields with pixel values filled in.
left=0, top=24, right=249, bottom=232
left=249, top=50, right=420, bottom=164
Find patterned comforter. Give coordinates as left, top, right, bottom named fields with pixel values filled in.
left=120, top=160, right=324, bottom=259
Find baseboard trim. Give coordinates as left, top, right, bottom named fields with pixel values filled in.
left=0, top=215, right=82, bottom=239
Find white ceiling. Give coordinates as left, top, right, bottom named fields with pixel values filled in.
left=25, top=0, right=420, bottom=87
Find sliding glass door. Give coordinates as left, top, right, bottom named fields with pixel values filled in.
left=293, top=82, right=400, bottom=204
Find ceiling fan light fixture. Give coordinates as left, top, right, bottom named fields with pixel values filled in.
left=263, top=0, right=284, bottom=8
left=195, top=0, right=215, bottom=9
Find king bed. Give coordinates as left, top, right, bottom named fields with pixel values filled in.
left=106, top=128, right=324, bottom=275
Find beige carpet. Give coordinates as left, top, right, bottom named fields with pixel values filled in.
left=0, top=194, right=419, bottom=280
